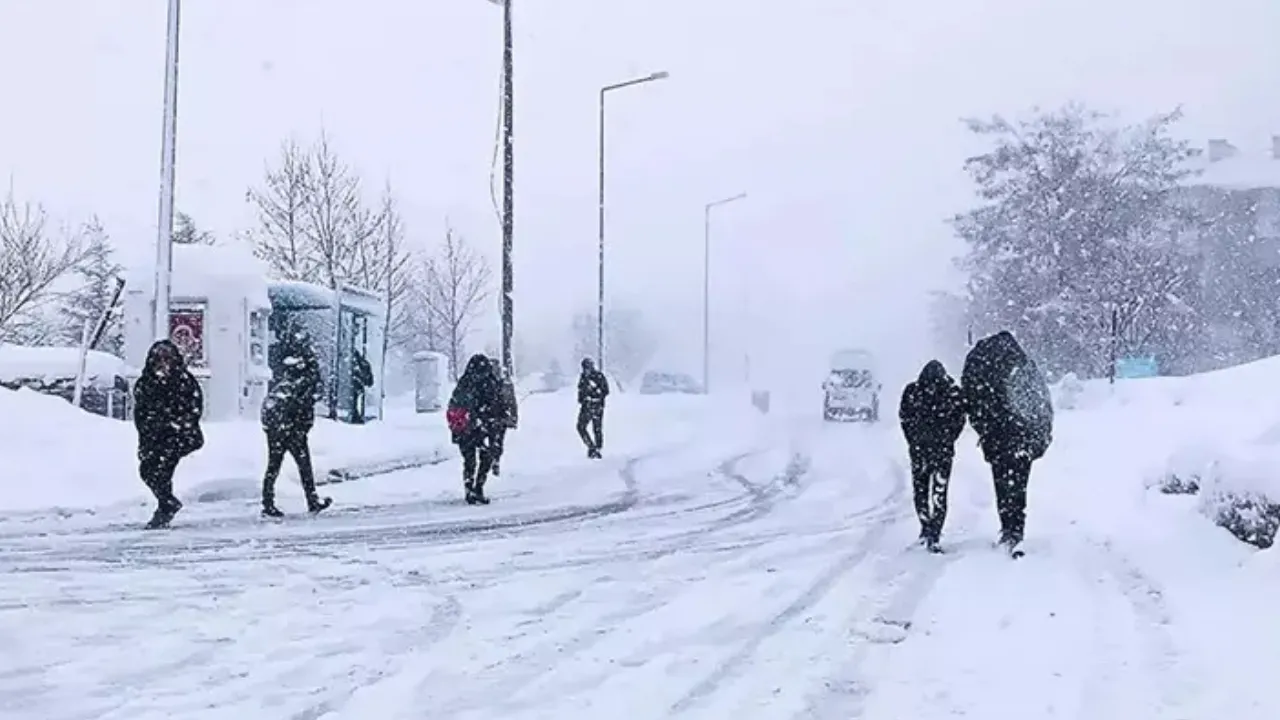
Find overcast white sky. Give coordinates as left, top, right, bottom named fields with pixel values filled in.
left=2, top=0, right=1279, bottom=389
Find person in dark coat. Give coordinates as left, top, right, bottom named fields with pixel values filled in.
left=576, top=358, right=609, bottom=459
left=351, top=349, right=374, bottom=424
left=961, top=331, right=1054, bottom=556
left=133, top=339, right=204, bottom=529
left=446, top=354, right=503, bottom=504
left=487, top=358, right=519, bottom=477
left=260, top=327, right=331, bottom=517
left=899, top=360, right=967, bottom=552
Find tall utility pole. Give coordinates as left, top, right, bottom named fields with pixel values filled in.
left=152, top=0, right=182, bottom=342
left=702, top=192, right=747, bottom=394
left=499, top=0, right=515, bottom=377
left=596, top=70, right=669, bottom=371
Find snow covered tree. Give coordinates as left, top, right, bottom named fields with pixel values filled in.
left=57, top=219, right=123, bottom=355
left=411, top=227, right=492, bottom=380
left=246, top=132, right=386, bottom=289
left=954, top=104, right=1199, bottom=377
left=0, top=188, right=89, bottom=343
left=570, top=306, right=658, bottom=384
left=247, top=138, right=312, bottom=279
left=350, top=185, right=414, bottom=356
left=172, top=212, right=215, bottom=245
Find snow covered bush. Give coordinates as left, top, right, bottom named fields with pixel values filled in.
left=1052, top=372, right=1084, bottom=410
left=1195, top=453, right=1280, bottom=549
left=1149, top=444, right=1215, bottom=495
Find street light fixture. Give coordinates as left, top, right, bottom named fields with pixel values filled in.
left=152, top=0, right=182, bottom=342
left=703, top=192, right=748, bottom=394
left=596, top=69, right=669, bottom=372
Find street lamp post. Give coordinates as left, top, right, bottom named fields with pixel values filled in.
left=597, top=70, right=669, bottom=371
left=152, top=0, right=182, bottom=342
left=702, top=192, right=747, bottom=394
left=483, top=0, right=516, bottom=377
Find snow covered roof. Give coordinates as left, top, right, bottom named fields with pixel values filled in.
left=125, top=244, right=270, bottom=306
left=1186, top=148, right=1280, bottom=192
left=269, top=280, right=385, bottom=317
left=0, top=345, right=126, bottom=387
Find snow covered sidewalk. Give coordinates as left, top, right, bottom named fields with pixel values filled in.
left=0, top=387, right=452, bottom=516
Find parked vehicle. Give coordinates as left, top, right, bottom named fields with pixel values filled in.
left=639, top=371, right=703, bottom=395
left=823, top=349, right=881, bottom=422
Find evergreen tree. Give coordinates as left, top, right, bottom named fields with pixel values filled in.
left=59, top=219, right=123, bottom=355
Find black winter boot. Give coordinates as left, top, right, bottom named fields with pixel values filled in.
left=308, top=496, right=332, bottom=514
left=262, top=504, right=284, bottom=518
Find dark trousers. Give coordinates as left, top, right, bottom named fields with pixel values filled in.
left=490, top=426, right=507, bottom=465
left=459, top=433, right=494, bottom=488
left=577, top=404, right=604, bottom=451
left=140, top=452, right=182, bottom=512
left=990, top=454, right=1032, bottom=544
left=262, top=430, right=318, bottom=506
left=909, top=446, right=953, bottom=542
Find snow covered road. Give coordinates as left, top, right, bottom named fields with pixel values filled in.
left=1, top=406, right=1274, bottom=719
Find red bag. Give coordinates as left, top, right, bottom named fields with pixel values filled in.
left=446, top=407, right=469, bottom=434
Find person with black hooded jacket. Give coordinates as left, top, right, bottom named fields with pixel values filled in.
left=133, top=339, right=204, bottom=529
left=487, top=357, right=519, bottom=477
left=576, top=358, right=609, bottom=459
left=899, top=360, right=966, bottom=552
left=259, top=327, right=331, bottom=517
left=961, top=331, right=1054, bottom=556
left=446, top=354, right=503, bottom=504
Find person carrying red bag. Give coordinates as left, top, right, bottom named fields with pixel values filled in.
left=446, top=354, right=503, bottom=504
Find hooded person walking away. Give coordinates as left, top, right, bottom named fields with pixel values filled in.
left=961, top=331, right=1054, bottom=558
left=576, top=357, right=609, bottom=459
left=133, top=339, right=204, bottom=529
left=260, top=327, right=331, bottom=518
left=899, top=360, right=967, bottom=553
left=446, top=354, right=503, bottom=504
left=487, top=357, right=519, bottom=476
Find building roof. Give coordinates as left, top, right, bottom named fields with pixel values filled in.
left=1187, top=147, right=1280, bottom=191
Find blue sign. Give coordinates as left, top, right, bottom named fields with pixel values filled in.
left=1115, top=356, right=1159, bottom=379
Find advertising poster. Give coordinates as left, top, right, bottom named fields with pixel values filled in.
left=169, top=305, right=206, bottom=368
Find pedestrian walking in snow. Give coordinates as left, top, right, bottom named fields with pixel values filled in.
left=350, top=348, right=374, bottom=424
left=961, top=331, right=1054, bottom=557
left=576, top=358, right=609, bottom=458
left=132, top=339, right=204, bottom=529
left=899, top=360, right=967, bottom=553
left=487, top=358, right=519, bottom=476
left=259, top=327, right=331, bottom=518
left=447, top=354, right=503, bottom=504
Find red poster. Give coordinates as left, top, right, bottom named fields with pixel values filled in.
left=169, top=306, right=206, bottom=368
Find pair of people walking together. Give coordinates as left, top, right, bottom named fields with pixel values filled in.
left=899, top=331, right=1053, bottom=557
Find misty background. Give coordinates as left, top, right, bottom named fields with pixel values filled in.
left=2, top=0, right=1279, bottom=394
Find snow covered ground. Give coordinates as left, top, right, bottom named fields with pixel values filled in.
left=1, top=364, right=1278, bottom=719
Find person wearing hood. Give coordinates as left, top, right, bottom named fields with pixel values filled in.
left=899, top=360, right=967, bottom=552
left=446, top=354, right=503, bottom=504
left=259, top=326, right=331, bottom=517
left=576, top=358, right=609, bottom=458
left=486, top=357, right=519, bottom=476
left=961, top=331, right=1054, bottom=557
left=132, top=339, right=204, bottom=529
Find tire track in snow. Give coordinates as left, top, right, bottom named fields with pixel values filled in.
left=421, top=447, right=849, bottom=717
left=667, top=461, right=910, bottom=716
left=1077, top=538, right=1201, bottom=717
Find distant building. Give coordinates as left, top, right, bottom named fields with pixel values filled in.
left=1175, top=137, right=1280, bottom=372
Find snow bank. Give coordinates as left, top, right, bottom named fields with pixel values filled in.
left=0, top=345, right=126, bottom=387
left=0, top=385, right=451, bottom=513
left=0, top=383, right=744, bottom=515
left=1065, top=354, right=1280, bottom=548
